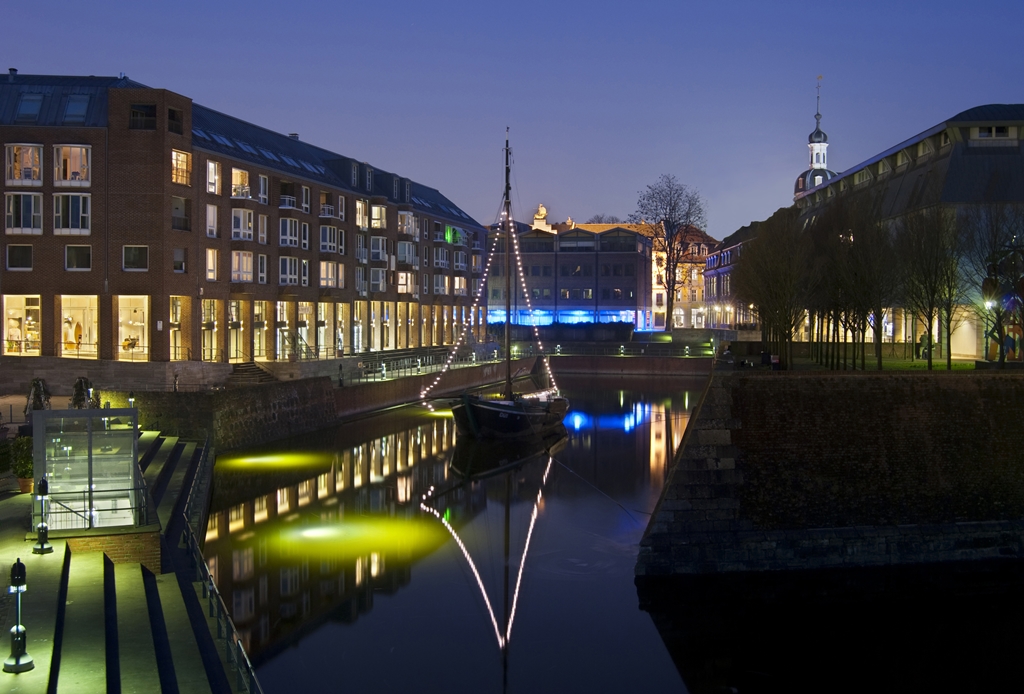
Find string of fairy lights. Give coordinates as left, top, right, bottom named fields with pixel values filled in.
left=419, top=455, right=555, bottom=650
left=419, top=206, right=560, bottom=402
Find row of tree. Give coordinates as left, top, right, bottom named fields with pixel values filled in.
left=732, top=195, right=1024, bottom=370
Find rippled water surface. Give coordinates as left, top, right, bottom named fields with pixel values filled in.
left=205, top=375, right=703, bottom=693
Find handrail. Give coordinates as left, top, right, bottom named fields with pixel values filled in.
left=180, top=436, right=264, bottom=693
left=48, top=497, right=92, bottom=524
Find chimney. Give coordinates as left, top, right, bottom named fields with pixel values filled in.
left=8, top=68, right=17, bottom=83
left=119, top=72, right=125, bottom=79
left=288, top=133, right=299, bottom=140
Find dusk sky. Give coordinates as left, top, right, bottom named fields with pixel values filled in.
left=9, top=0, right=1024, bottom=240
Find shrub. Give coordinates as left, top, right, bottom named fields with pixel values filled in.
left=11, top=436, right=33, bottom=479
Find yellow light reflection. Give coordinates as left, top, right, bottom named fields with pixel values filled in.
left=274, top=516, right=446, bottom=558
left=217, top=450, right=336, bottom=472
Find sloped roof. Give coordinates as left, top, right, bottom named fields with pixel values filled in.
left=0, top=73, right=148, bottom=127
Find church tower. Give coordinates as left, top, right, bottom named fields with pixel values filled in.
left=794, top=78, right=838, bottom=198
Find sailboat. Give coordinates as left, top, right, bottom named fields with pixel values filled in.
left=450, top=132, right=569, bottom=439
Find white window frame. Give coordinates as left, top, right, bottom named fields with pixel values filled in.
left=337, top=195, right=346, bottom=221
left=53, top=193, right=91, bottom=235
left=423, top=273, right=430, bottom=295
left=171, top=150, right=191, bottom=186
left=338, top=229, right=346, bottom=256
left=279, top=256, right=298, bottom=285
left=433, top=247, right=449, bottom=269
left=231, top=250, right=254, bottom=282
left=257, top=253, right=267, bottom=284
left=365, top=168, right=373, bottom=191
left=319, top=260, right=338, bottom=288
left=397, top=240, right=416, bottom=265
left=301, top=186, right=311, bottom=213
left=232, top=209, right=253, bottom=240
left=301, top=222, right=310, bottom=250
left=5, top=193, right=43, bottom=234
left=65, top=244, right=92, bottom=271
left=207, top=160, right=221, bottom=194
left=370, top=236, right=388, bottom=261
left=370, top=267, right=386, bottom=293
left=122, top=245, right=149, bottom=271
left=279, top=218, right=299, bottom=247
left=356, top=199, right=369, bottom=230
left=206, top=248, right=218, bottom=281
left=54, top=146, right=91, bottom=187
left=320, top=225, right=338, bottom=253
left=258, top=214, right=268, bottom=244
left=259, top=175, right=269, bottom=204
left=370, top=205, right=386, bottom=229
left=351, top=163, right=358, bottom=186
left=5, top=144, right=42, bottom=186
left=206, top=204, right=218, bottom=238
left=433, top=274, right=449, bottom=295
left=301, top=259, right=309, bottom=286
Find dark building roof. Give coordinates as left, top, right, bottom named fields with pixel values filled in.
left=794, top=167, right=838, bottom=196
left=1, top=72, right=483, bottom=231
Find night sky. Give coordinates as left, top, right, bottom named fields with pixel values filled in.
left=9, top=0, right=1024, bottom=240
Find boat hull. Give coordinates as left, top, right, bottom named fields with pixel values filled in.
left=451, top=394, right=569, bottom=439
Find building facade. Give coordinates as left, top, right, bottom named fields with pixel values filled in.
left=1, top=71, right=485, bottom=368
left=485, top=206, right=653, bottom=328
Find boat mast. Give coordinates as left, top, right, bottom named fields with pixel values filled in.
left=503, top=129, right=514, bottom=400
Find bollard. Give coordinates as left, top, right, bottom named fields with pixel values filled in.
left=3, top=558, right=33, bottom=673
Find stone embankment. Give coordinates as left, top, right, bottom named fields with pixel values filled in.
left=636, top=371, right=1024, bottom=577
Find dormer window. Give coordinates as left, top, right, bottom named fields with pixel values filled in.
left=14, top=94, right=43, bottom=123
left=365, top=167, right=373, bottom=192
left=351, top=162, right=358, bottom=186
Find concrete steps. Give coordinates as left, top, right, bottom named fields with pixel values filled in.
left=142, top=435, right=181, bottom=500
left=225, top=361, right=277, bottom=387
left=157, top=442, right=197, bottom=532
left=46, top=549, right=214, bottom=693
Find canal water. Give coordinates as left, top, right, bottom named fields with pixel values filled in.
left=204, top=374, right=701, bottom=693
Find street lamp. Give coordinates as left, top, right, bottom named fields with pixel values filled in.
left=984, top=300, right=994, bottom=361
left=127, top=391, right=135, bottom=408
left=32, top=477, right=51, bottom=555
left=3, top=559, right=33, bottom=673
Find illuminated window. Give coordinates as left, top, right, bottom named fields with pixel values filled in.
left=318, top=473, right=329, bottom=497
left=207, top=160, right=221, bottom=194
left=277, top=488, right=290, bottom=514
left=319, top=261, right=338, bottom=288
left=254, top=495, right=268, bottom=523
left=371, top=205, right=386, bottom=229
left=205, top=514, right=219, bottom=542
left=231, top=169, right=249, bottom=198
left=171, top=150, right=191, bottom=185
left=231, top=251, right=253, bottom=282
left=229, top=503, right=246, bottom=532
left=54, top=146, right=90, bottom=186
left=356, top=199, right=368, bottom=229
left=206, top=248, right=218, bottom=281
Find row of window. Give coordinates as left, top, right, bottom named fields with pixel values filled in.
left=4, top=145, right=91, bottom=187
left=492, top=262, right=637, bottom=278
left=5, top=193, right=91, bottom=234
left=490, top=287, right=637, bottom=301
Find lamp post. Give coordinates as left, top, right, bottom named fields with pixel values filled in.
left=3, top=558, right=33, bottom=673
left=32, top=477, right=51, bottom=555
left=128, top=391, right=135, bottom=408
left=984, top=300, right=994, bottom=361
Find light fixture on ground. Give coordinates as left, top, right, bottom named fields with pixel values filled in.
left=32, top=477, right=51, bottom=555
left=128, top=391, right=135, bottom=408
left=3, top=559, right=33, bottom=673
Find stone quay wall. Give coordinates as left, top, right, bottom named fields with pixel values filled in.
left=636, top=371, right=1024, bottom=576
left=548, top=355, right=712, bottom=376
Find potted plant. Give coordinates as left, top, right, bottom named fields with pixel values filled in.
left=11, top=436, right=33, bottom=493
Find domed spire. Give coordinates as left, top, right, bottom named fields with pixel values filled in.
left=808, top=78, right=828, bottom=144
left=794, top=76, right=837, bottom=198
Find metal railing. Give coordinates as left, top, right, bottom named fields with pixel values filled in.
left=231, top=184, right=250, bottom=199
left=37, top=486, right=149, bottom=530
left=279, top=195, right=296, bottom=209
left=171, top=215, right=191, bottom=231
left=319, top=204, right=335, bottom=217
left=181, top=438, right=264, bottom=694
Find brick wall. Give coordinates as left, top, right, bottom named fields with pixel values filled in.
left=67, top=529, right=161, bottom=571
left=637, top=371, right=1024, bottom=576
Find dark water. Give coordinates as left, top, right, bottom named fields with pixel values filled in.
left=204, top=374, right=700, bottom=693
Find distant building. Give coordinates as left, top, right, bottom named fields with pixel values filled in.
left=485, top=206, right=653, bottom=328
left=651, top=226, right=718, bottom=330
left=0, top=70, right=485, bottom=378
left=703, top=221, right=761, bottom=333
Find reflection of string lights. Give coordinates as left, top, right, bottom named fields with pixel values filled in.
left=421, top=456, right=555, bottom=650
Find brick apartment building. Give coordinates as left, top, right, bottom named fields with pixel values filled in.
left=1, top=70, right=486, bottom=376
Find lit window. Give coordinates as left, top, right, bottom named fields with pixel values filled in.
left=171, top=150, right=191, bottom=185
left=231, top=250, right=253, bottom=282
left=371, top=205, right=387, bottom=229
left=54, top=194, right=90, bottom=234
left=356, top=199, right=369, bottom=229
left=5, top=145, right=42, bottom=185
left=65, top=245, right=92, bottom=271
left=54, top=146, right=90, bottom=186
left=231, top=168, right=250, bottom=198
left=123, top=246, right=149, bottom=271
left=206, top=248, right=218, bottom=281
left=320, top=261, right=338, bottom=288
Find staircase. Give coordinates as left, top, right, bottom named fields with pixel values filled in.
left=224, top=362, right=277, bottom=388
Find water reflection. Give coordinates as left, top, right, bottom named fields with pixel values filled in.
left=206, top=375, right=699, bottom=692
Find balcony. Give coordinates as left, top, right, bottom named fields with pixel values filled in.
left=279, top=195, right=297, bottom=209
left=397, top=223, right=416, bottom=238
left=433, top=232, right=446, bottom=242
left=231, top=184, right=251, bottom=199
left=357, top=280, right=368, bottom=296
left=320, top=204, right=336, bottom=218
left=433, top=260, right=449, bottom=269
left=171, top=215, right=191, bottom=231
left=370, top=251, right=388, bottom=263
left=356, top=248, right=368, bottom=263
left=397, top=254, right=418, bottom=266
left=454, top=261, right=467, bottom=271
left=472, top=241, right=483, bottom=250
left=454, top=287, right=467, bottom=296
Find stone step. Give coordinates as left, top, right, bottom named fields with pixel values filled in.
left=143, top=437, right=181, bottom=506
left=114, top=563, right=162, bottom=694
left=156, top=573, right=213, bottom=693
left=58, top=550, right=108, bottom=692
left=137, top=430, right=161, bottom=469
left=157, top=442, right=197, bottom=532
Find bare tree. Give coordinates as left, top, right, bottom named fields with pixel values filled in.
left=732, top=207, right=806, bottom=368
left=585, top=213, right=621, bottom=224
left=896, top=207, right=951, bottom=370
left=628, top=175, right=708, bottom=331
